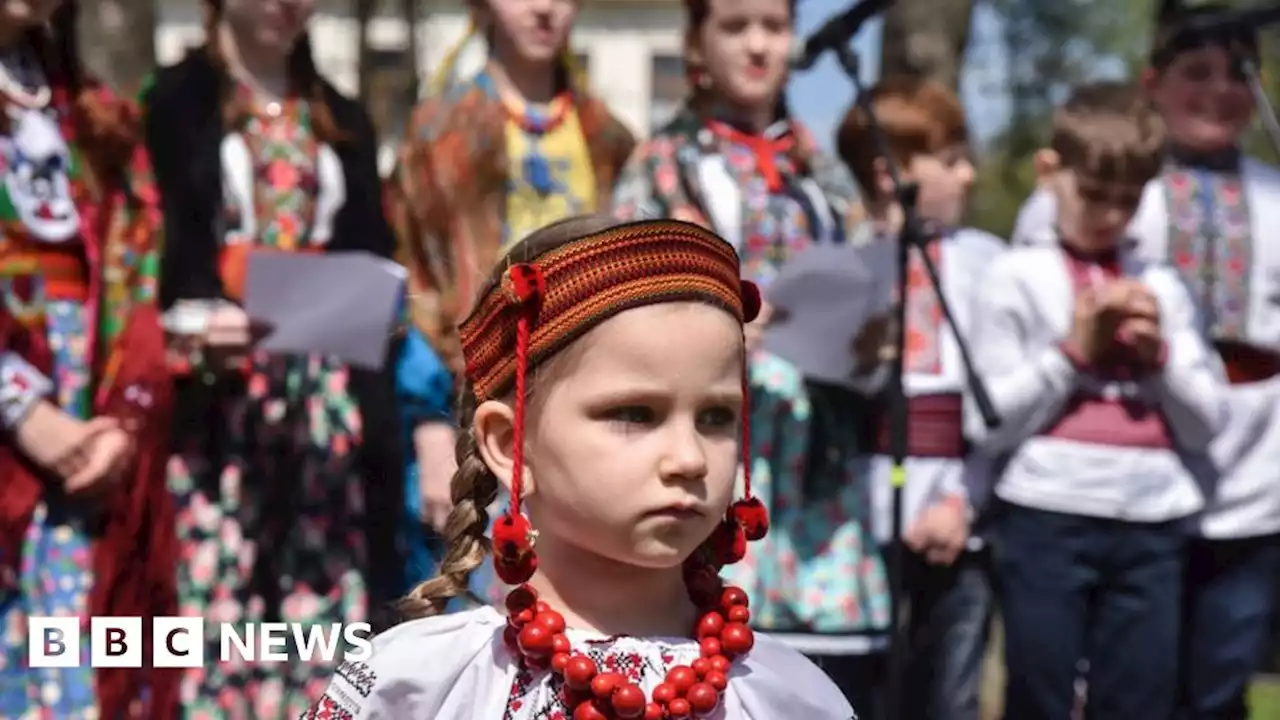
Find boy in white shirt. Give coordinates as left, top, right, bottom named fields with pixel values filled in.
left=965, top=82, right=1229, bottom=719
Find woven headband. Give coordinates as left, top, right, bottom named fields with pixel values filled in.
left=460, top=220, right=761, bottom=400
left=458, top=219, right=763, bottom=543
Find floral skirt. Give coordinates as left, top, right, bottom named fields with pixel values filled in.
left=0, top=502, right=97, bottom=718
left=167, top=357, right=369, bottom=719
left=722, top=352, right=891, bottom=633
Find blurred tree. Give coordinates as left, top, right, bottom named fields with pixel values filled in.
left=77, top=0, right=156, bottom=96
left=880, top=0, right=977, bottom=91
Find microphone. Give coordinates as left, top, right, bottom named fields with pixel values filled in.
left=791, top=0, right=894, bottom=71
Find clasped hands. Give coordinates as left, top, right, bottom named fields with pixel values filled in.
left=15, top=401, right=133, bottom=498
left=167, top=304, right=274, bottom=372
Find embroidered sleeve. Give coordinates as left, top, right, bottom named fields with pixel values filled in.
left=0, top=352, right=52, bottom=431
left=612, top=138, right=681, bottom=222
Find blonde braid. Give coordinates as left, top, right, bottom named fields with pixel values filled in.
left=396, top=391, right=500, bottom=619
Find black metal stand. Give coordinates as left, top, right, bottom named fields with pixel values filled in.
left=1237, top=55, right=1280, bottom=160
left=832, top=43, right=1001, bottom=719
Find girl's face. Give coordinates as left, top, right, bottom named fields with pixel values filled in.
left=0, top=0, right=62, bottom=28
left=519, top=303, right=743, bottom=571
left=482, top=0, right=577, bottom=66
left=690, top=0, right=793, bottom=113
left=1144, top=45, right=1255, bottom=152
left=222, top=0, right=314, bottom=55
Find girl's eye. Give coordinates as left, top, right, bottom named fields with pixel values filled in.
left=605, top=406, right=655, bottom=426
left=697, top=406, right=738, bottom=431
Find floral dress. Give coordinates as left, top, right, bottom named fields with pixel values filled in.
left=612, top=105, right=891, bottom=644
left=164, top=95, right=368, bottom=719
left=0, top=75, right=163, bottom=717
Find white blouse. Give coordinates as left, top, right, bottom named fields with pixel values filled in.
left=311, top=606, right=857, bottom=719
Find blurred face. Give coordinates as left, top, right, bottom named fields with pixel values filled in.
left=901, top=146, right=975, bottom=228
left=519, top=303, right=743, bottom=570
left=1043, top=167, right=1144, bottom=253
left=222, top=0, right=314, bottom=55
left=0, top=0, right=62, bottom=28
left=1144, top=45, right=1254, bottom=152
left=482, top=0, right=577, bottom=66
left=690, top=0, right=793, bottom=113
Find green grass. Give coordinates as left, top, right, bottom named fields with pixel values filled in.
left=1250, top=676, right=1280, bottom=720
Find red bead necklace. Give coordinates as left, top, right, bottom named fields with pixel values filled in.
left=502, top=580, right=755, bottom=719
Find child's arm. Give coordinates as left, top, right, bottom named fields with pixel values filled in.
left=1141, top=271, right=1229, bottom=451
left=963, top=258, right=1080, bottom=455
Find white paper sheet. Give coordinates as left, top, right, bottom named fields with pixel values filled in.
left=243, top=250, right=407, bottom=370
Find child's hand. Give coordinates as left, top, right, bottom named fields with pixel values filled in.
left=63, top=421, right=133, bottom=498
left=1067, top=287, right=1129, bottom=364
left=904, top=496, right=969, bottom=566
left=415, top=421, right=458, bottom=532
left=851, top=312, right=897, bottom=374
left=14, top=403, right=114, bottom=478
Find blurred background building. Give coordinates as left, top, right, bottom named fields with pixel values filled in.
left=152, top=0, right=688, bottom=174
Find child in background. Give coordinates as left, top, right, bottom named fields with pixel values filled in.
left=835, top=75, right=1005, bottom=720
left=308, top=216, right=855, bottom=719
left=967, top=82, right=1228, bottom=719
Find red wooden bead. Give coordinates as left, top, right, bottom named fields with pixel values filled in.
left=699, top=637, right=721, bottom=658
left=708, top=655, right=731, bottom=674
left=666, top=665, right=698, bottom=694
left=495, top=555, right=538, bottom=585
left=517, top=624, right=554, bottom=656
left=564, top=655, right=598, bottom=690
left=727, top=605, right=750, bottom=624
left=552, top=634, right=572, bottom=655
left=572, top=699, right=609, bottom=720
left=651, top=682, right=678, bottom=705
left=493, top=512, right=537, bottom=556
left=512, top=608, right=535, bottom=627
left=611, top=683, right=647, bottom=717
left=704, top=669, right=729, bottom=691
left=691, top=658, right=711, bottom=678
left=720, top=622, right=754, bottom=655
left=732, top=497, right=770, bottom=541
left=590, top=671, right=624, bottom=698
left=695, top=612, right=724, bottom=639
left=686, top=682, right=719, bottom=713
left=535, top=601, right=552, bottom=614
left=535, top=610, right=567, bottom=635
left=643, top=703, right=665, bottom=720
left=720, top=587, right=749, bottom=611
left=504, top=584, right=538, bottom=614
left=551, top=652, right=571, bottom=672
left=668, top=698, right=692, bottom=717
left=711, top=520, right=747, bottom=565
left=527, top=654, right=551, bottom=670
left=502, top=625, right=519, bottom=650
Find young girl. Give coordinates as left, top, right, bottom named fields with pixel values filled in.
left=611, top=0, right=889, bottom=703
left=0, top=0, right=177, bottom=717
left=143, top=0, right=401, bottom=715
left=389, top=0, right=636, bottom=599
left=309, top=215, right=855, bottom=719
left=1011, top=4, right=1280, bottom=715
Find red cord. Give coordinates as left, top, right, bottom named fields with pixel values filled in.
left=510, top=313, right=531, bottom=514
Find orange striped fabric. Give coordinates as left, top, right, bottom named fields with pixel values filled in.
left=0, top=245, right=88, bottom=301
left=460, top=220, right=751, bottom=400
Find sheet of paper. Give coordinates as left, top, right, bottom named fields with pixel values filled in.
left=760, top=241, right=895, bottom=387
left=244, top=250, right=407, bottom=371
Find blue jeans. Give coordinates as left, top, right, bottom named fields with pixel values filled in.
left=904, top=546, right=993, bottom=720
left=1178, top=534, right=1280, bottom=720
left=993, top=502, right=1185, bottom=720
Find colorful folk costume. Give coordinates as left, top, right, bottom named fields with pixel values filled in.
left=387, top=25, right=635, bottom=595
left=612, top=103, right=891, bottom=675
left=0, top=6, right=179, bottom=718
left=310, top=218, right=855, bottom=720
left=142, top=34, right=402, bottom=718
left=1013, top=12, right=1280, bottom=715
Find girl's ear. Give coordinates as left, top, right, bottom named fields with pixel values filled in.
left=1034, top=149, right=1061, bottom=181
left=472, top=399, right=535, bottom=497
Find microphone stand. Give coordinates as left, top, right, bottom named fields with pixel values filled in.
left=1236, top=53, right=1280, bottom=159
left=831, top=43, right=1000, bottom=720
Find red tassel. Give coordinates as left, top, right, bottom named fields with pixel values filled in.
left=503, top=263, right=546, bottom=305
left=740, top=280, right=762, bottom=324
left=709, top=518, right=747, bottom=566
left=732, top=498, right=769, bottom=542
left=493, top=511, right=538, bottom=585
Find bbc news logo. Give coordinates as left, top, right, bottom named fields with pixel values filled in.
left=28, top=617, right=373, bottom=668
